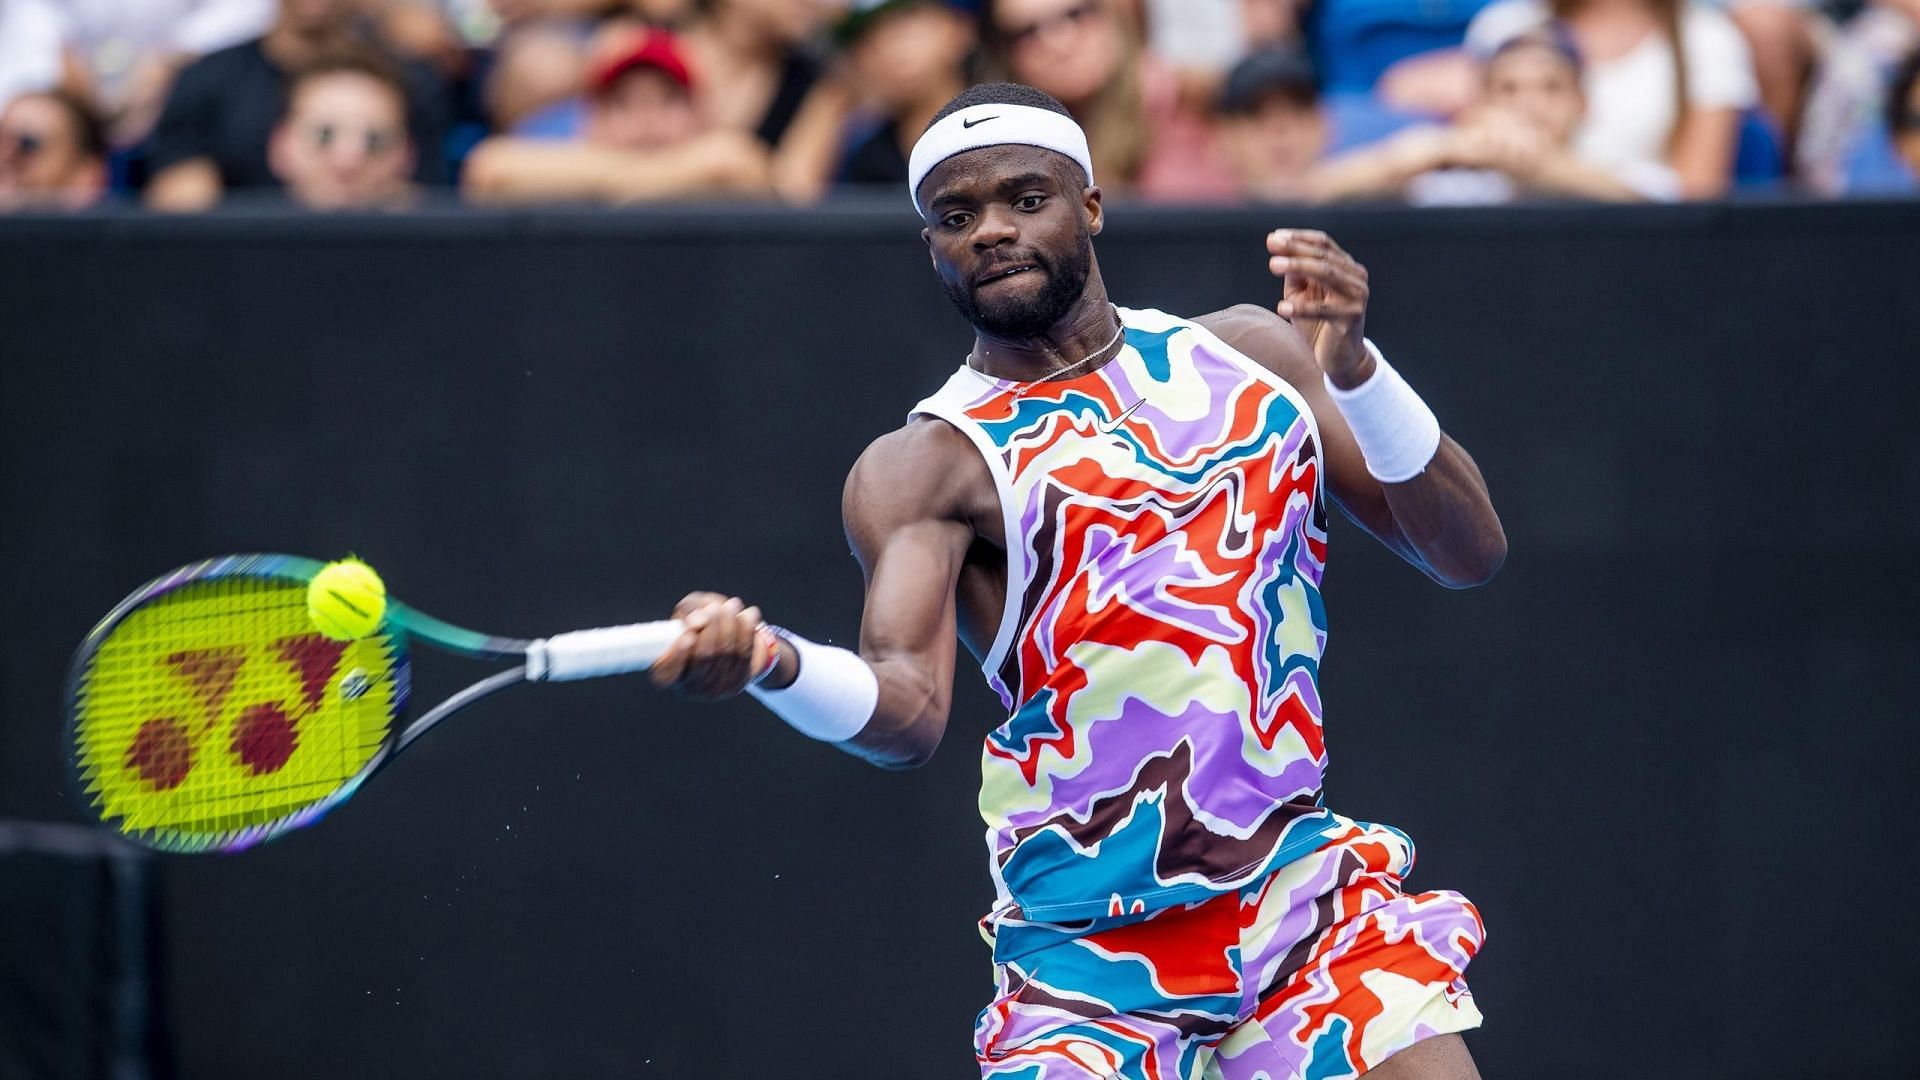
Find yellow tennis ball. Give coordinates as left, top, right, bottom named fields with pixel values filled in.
left=307, top=558, right=387, bottom=641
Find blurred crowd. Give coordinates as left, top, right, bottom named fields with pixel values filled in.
left=1, top=0, right=1917, bottom=212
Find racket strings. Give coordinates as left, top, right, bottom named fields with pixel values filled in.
left=72, top=575, right=405, bottom=850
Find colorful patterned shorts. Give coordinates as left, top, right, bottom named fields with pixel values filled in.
left=973, top=817, right=1484, bottom=1080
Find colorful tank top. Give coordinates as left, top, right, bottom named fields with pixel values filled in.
left=911, top=307, right=1338, bottom=923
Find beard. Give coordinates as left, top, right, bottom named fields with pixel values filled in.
left=940, top=221, right=1095, bottom=340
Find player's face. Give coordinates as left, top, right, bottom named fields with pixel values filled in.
left=920, top=145, right=1099, bottom=339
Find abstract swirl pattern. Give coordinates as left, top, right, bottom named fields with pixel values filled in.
left=912, top=307, right=1338, bottom=922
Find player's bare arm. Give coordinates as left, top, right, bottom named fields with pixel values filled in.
left=1199, top=228, right=1507, bottom=589
left=834, top=417, right=999, bottom=768
left=649, top=416, right=994, bottom=769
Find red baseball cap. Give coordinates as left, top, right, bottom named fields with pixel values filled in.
left=590, top=29, right=694, bottom=96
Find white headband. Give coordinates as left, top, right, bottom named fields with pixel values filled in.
left=907, top=103, right=1094, bottom=217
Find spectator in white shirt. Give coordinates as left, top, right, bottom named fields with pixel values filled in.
left=1464, top=0, right=1758, bottom=198
left=1313, top=30, right=1673, bottom=203
left=0, top=0, right=274, bottom=146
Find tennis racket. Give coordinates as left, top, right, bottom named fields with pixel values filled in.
left=65, top=553, right=682, bottom=854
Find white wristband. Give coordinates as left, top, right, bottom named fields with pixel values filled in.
left=745, top=629, right=877, bottom=743
left=1324, top=340, right=1442, bottom=484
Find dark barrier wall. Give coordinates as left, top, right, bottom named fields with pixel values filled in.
left=2, top=202, right=1917, bottom=1079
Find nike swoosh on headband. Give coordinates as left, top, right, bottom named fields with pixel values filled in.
left=962, top=116, right=998, bottom=128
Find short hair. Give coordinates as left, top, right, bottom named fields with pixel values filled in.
left=926, top=82, right=1072, bottom=132
left=284, top=43, right=413, bottom=119
left=15, top=89, right=107, bottom=161
left=1216, top=48, right=1318, bottom=115
left=1889, top=47, right=1920, bottom=136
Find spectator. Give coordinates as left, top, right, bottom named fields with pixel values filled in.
left=771, top=0, right=976, bottom=201
left=1313, top=30, right=1669, bottom=202
left=978, top=0, right=1240, bottom=199
left=269, top=46, right=418, bottom=208
left=1796, top=0, right=1918, bottom=194
left=679, top=0, right=828, bottom=149
left=1462, top=0, right=1758, bottom=198
left=1213, top=46, right=1329, bottom=201
left=1890, top=46, right=1920, bottom=181
left=0, top=89, right=108, bottom=210
left=462, top=26, right=771, bottom=202
left=1722, top=3, right=1817, bottom=151
left=0, top=1, right=274, bottom=149
left=143, top=0, right=450, bottom=210
left=486, top=20, right=594, bottom=133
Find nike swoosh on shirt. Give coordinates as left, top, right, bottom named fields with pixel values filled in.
left=1099, top=399, right=1145, bottom=434
left=963, top=115, right=999, bottom=128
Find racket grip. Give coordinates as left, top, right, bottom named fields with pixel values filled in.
left=526, top=621, right=686, bottom=682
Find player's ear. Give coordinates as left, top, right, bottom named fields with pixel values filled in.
left=1084, top=185, right=1104, bottom=237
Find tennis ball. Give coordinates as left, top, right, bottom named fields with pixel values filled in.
left=307, top=558, right=387, bottom=641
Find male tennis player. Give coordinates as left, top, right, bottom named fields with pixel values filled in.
left=649, top=83, right=1507, bottom=1080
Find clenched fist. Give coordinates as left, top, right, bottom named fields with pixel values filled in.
left=647, top=592, right=777, bottom=701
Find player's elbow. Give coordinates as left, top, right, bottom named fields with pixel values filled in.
left=885, top=700, right=948, bottom=770
left=1434, top=531, right=1507, bottom=589
left=853, top=673, right=947, bottom=769
left=862, top=726, right=941, bottom=770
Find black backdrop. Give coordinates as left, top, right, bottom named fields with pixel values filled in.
left=2, top=201, right=1917, bottom=1079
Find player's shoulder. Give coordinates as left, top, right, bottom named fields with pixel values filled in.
left=844, top=416, right=990, bottom=524
left=856, top=414, right=976, bottom=471
left=1195, top=303, right=1288, bottom=340
left=1194, top=304, right=1320, bottom=385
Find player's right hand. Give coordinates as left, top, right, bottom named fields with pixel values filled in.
left=648, top=592, right=771, bottom=701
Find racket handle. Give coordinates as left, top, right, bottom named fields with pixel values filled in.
left=526, top=620, right=685, bottom=682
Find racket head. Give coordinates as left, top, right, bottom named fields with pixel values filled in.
left=66, top=554, right=412, bottom=853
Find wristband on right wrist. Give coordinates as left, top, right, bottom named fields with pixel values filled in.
left=744, top=627, right=877, bottom=744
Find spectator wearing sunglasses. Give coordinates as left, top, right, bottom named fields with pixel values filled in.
left=977, top=0, right=1239, bottom=200
left=143, top=0, right=450, bottom=211
left=269, top=46, right=417, bottom=209
left=0, top=88, right=109, bottom=210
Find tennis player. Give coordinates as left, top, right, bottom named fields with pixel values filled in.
left=649, top=83, right=1508, bottom=1080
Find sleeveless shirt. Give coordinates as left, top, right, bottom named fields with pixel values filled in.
left=910, top=307, right=1339, bottom=922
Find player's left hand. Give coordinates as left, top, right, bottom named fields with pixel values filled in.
left=1267, top=229, right=1376, bottom=389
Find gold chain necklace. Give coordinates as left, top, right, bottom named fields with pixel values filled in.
left=969, top=306, right=1126, bottom=395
